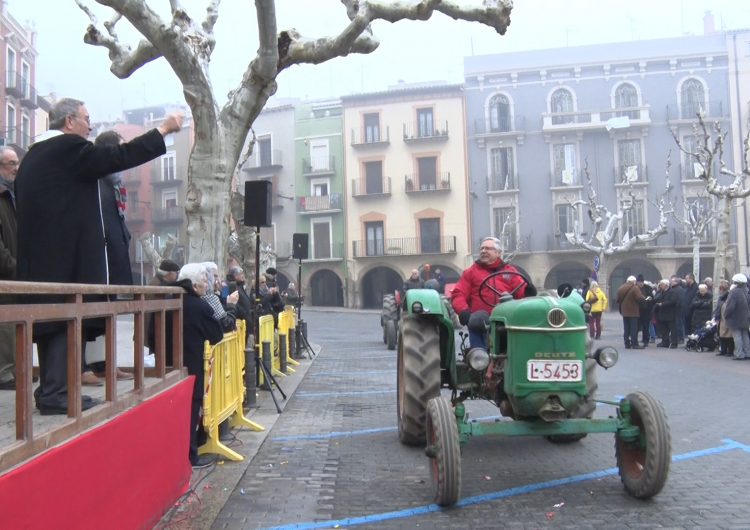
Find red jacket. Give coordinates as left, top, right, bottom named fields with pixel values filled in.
left=451, top=259, right=527, bottom=314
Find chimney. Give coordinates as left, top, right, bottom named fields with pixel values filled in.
left=703, top=11, right=715, bottom=35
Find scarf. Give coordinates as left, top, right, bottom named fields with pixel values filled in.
left=106, top=172, right=127, bottom=218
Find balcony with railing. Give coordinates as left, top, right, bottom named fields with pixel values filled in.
left=487, top=172, right=518, bottom=192
left=472, top=116, right=526, bottom=147
left=351, top=126, right=390, bottom=148
left=351, top=177, right=392, bottom=198
left=4, top=72, right=37, bottom=109
left=542, top=106, right=651, bottom=132
left=297, top=193, right=343, bottom=214
left=666, top=101, right=726, bottom=123
left=405, top=172, right=451, bottom=193
left=152, top=205, right=184, bottom=224
left=403, top=121, right=449, bottom=143
left=352, top=235, right=457, bottom=257
left=309, top=242, right=345, bottom=261
left=302, top=155, right=335, bottom=176
left=244, top=149, right=283, bottom=174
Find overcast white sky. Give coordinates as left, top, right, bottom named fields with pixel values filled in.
left=9, top=0, right=750, bottom=121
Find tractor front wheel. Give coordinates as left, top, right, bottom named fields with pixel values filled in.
left=615, top=391, right=671, bottom=499
left=397, top=316, right=441, bottom=446
left=426, top=397, right=461, bottom=507
left=382, top=294, right=397, bottom=343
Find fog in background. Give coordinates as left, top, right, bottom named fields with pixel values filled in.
left=10, top=0, right=750, bottom=121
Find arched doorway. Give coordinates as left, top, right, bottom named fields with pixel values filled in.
left=609, top=258, right=660, bottom=302
left=310, top=269, right=344, bottom=307
left=360, top=266, right=402, bottom=309
left=675, top=258, right=716, bottom=281
left=543, top=261, right=591, bottom=291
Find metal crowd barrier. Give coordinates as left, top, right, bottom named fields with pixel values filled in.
left=199, top=320, right=263, bottom=461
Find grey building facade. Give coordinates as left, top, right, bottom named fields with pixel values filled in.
left=464, top=33, right=739, bottom=295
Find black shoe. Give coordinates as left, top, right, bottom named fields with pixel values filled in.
left=191, top=454, right=217, bottom=469
left=669, top=344, right=678, bottom=349
left=38, top=397, right=101, bottom=415
left=631, top=345, right=645, bottom=349
left=732, top=356, right=748, bottom=361
left=656, top=343, right=669, bottom=348
left=0, top=379, right=16, bottom=390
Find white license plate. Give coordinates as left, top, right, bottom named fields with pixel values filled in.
left=527, top=360, right=582, bottom=382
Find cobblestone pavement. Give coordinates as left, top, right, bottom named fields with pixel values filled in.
left=211, top=309, right=750, bottom=529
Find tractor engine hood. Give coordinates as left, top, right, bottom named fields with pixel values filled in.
left=491, top=291, right=587, bottom=330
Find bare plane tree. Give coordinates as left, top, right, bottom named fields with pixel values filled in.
left=667, top=152, right=716, bottom=281
left=672, top=115, right=750, bottom=283
left=565, top=160, right=672, bottom=292
left=73, top=0, right=512, bottom=265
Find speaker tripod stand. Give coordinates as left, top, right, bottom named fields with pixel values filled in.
left=252, top=223, right=286, bottom=413
left=295, top=257, right=316, bottom=359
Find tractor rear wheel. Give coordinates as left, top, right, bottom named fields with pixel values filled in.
left=616, top=391, right=671, bottom=499
left=545, top=358, right=598, bottom=443
left=382, top=294, right=397, bottom=343
left=385, top=319, right=397, bottom=350
left=426, top=397, right=461, bottom=507
left=397, top=316, right=441, bottom=446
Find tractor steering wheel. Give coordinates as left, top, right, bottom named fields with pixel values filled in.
left=478, top=270, right=529, bottom=308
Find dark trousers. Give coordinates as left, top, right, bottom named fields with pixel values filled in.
left=622, top=316, right=639, bottom=347
left=657, top=318, right=677, bottom=346
left=185, top=351, right=204, bottom=464
left=639, top=317, right=651, bottom=345
left=720, top=337, right=735, bottom=355
left=588, top=312, right=602, bottom=339
left=35, top=332, right=69, bottom=408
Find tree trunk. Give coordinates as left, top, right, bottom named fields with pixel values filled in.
left=712, top=196, right=733, bottom=283
left=692, top=237, right=701, bottom=281
left=597, top=252, right=608, bottom=298
left=184, top=134, right=233, bottom=267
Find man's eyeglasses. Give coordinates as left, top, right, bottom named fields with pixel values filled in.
left=0, top=161, right=19, bottom=167
left=479, top=246, right=498, bottom=252
left=71, top=114, right=91, bottom=125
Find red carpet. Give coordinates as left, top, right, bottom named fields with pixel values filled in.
left=0, top=377, right=194, bottom=530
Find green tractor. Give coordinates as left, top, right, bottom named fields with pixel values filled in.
left=396, top=271, right=671, bottom=506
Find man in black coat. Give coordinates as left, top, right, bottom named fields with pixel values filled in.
left=0, top=147, right=19, bottom=390
left=654, top=279, right=679, bottom=348
left=15, top=97, right=183, bottom=414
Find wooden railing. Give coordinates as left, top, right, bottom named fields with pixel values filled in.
left=0, top=280, right=185, bottom=474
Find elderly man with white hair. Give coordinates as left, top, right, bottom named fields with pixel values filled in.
left=616, top=275, right=646, bottom=349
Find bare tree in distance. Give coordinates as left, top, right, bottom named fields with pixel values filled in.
left=495, top=201, right=530, bottom=264
left=564, top=160, right=672, bottom=293
left=672, top=114, right=750, bottom=284
left=73, top=0, right=512, bottom=266
left=667, top=152, right=716, bottom=281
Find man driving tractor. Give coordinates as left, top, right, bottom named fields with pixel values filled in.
left=451, top=236, right=536, bottom=347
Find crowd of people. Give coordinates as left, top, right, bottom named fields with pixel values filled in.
left=607, top=272, right=749, bottom=360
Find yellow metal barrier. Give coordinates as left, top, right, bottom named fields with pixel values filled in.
left=199, top=320, right=264, bottom=461
left=284, top=306, right=300, bottom=367
left=257, top=314, right=286, bottom=382
left=277, top=308, right=296, bottom=373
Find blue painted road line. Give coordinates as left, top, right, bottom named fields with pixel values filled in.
left=294, top=389, right=395, bottom=398
left=272, top=426, right=398, bottom=442
left=260, top=439, right=749, bottom=530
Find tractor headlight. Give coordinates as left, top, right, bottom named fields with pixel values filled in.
left=592, top=346, right=618, bottom=369
left=466, top=347, right=490, bottom=371
left=411, top=301, right=423, bottom=314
